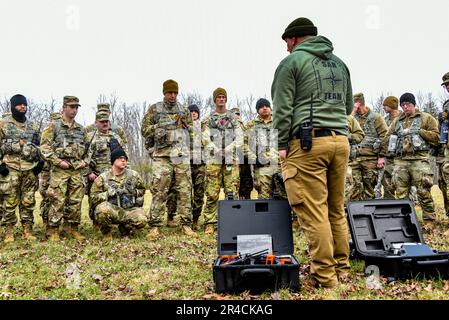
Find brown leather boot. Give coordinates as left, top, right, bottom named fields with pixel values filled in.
left=69, top=224, right=86, bottom=241
left=22, top=223, right=37, bottom=241
left=48, top=227, right=60, bottom=242
left=3, top=225, right=15, bottom=243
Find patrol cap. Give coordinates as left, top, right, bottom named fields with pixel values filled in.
left=97, top=103, right=110, bottom=112
left=63, top=96, right=81, bottom=106
left=442, top=72, right=449, bottom=86
left=353, top=92, right=365, bottom=103
left=96, top=111, right=110, bottom=121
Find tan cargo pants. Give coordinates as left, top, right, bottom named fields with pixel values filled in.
left=282, top=134, right=350, bottom=287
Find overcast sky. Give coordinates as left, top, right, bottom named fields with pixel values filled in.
left=1, top=0, right=448, bottom=125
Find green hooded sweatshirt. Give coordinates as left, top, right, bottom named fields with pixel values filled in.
left=271, top=35, right=353, bottom=150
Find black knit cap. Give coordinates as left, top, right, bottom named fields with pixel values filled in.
left=399, top=92, right=416, bottom=106
left=282, top=17, right=317, bottom=40
left=188, top=104, right=200, bottom=117
left=10, top=94, right=28, bottom=108
left=256, top=98, right=271, bottom=111
left=110, top=148, right=128, bottom=165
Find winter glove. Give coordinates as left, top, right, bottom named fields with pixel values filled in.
left=0, top=163, right=9, bottom=177
left=32, top=160, right=45, bottom=176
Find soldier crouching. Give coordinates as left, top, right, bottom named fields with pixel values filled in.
left=90, top=148, right=147, bottom=240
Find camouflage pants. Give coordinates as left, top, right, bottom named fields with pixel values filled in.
left=0, top=174, right=8, bottom=222
left=1, top=168, right=37, bottom=225
left=254, top=165, right=276, bottom=199
left=203, top=163, right=239, bottom=225
left=47, top=167, right=85, bottom=227
left=392, top=159, right=436, bottom=220
left=239, top=164, right=253, bottom=199
left=438, top=159, right=449, bottom=215
left=191, top=164, right=206, bottom=221
left=148, top=157, right=192, bottom=227
left=166, top=180, right=177, bottom=220
left=95, top=201, right=147, bottom=234
left=382, top=158, right=396, bottom=199
left=39, top=168, right=52, bottom=223
left=348, top=157, right=378, bottom=201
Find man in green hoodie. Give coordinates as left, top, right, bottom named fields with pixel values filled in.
left=272, top=17, right=353, bottom=288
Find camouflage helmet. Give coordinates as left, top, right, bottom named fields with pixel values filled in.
left=97, top=103, right=110, bottom=112
left=63, top=96, right=80, bottom=106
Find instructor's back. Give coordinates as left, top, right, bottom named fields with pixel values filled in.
left=272, top=17, right=353, bottom=288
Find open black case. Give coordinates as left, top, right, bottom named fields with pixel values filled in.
left=212, top=198, right=300, bottom=293
left=347, top=199, right=449, bottom=281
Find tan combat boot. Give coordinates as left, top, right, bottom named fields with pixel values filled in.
left=182, top=225, right=198, bottom=238
left=61, top=221, right=71, bottom=238
left=69, top=224, right=86, bottom=241
left=22, top=223, right=37, bottom=241
left=102, top=231, right=113, bottom=241
left=205, top=224, right=215, bottom=235
left=146, top=227, right=160, bottom=239
left=3, top=225, right=15, bottom=243
left=48, top=227, right=60, bottom=242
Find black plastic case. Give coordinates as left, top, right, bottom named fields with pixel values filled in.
left=347, top=199, right=449, bottom=280
left=213, top=198, right=300, bottom=293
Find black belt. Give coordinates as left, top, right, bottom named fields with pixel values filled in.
left=295, top=129, right=345, bottom=139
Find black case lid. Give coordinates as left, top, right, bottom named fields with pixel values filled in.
left=217, top=199, right=294, bottom=256
left=347, top=199, right=424, bottom=255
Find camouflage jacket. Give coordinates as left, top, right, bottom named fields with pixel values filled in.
left=384, top=111, right=403, bottom=127
left=141, top=99, right=192, bottom=158
left=245, top=115, right=278, bottom=167
left=90, top=168, right=145, bottom=209
left=201, top=109, right=244, bottom=163
left=85, top=122, right=127, bottom=145
left=86, top=128, right=128, bottom=175
left=40, top=116, right=89, bottom=170
left=354, top=108, right=388, bottom=157
left=382, top=110, right=439, bottom=160
left=0, top=114, right=41, bottom=171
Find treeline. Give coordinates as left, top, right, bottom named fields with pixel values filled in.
left=1, top=91, right=447, bottom=185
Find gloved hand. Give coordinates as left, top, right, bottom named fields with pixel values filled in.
left=0, top=163, right=9, bottom=177
left=442, top=111, right=448, bottom=121
left=32, top=160, right=45, bottom=176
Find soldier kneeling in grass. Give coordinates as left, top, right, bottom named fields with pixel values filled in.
left=90, top=148, right=147, bottom=240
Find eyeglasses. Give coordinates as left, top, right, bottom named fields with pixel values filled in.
left=99, top=120, right=109, bottom=123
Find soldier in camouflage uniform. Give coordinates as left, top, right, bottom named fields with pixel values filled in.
left=344, top=114, right=365, bottom=204
left=383, top=92, right=439, bottom=221
left=85, top=110, right=127, bottom=226
left=232, top=107, right=253, bottom=199
left=90, top=148, right=147, bottom=240
left=381, top=96, right=401, bottom=199
left=436, top=72, right=449, bottom=216
left=349, top=93, right=388, bottom=201
left=39, top=111, right=63, bottom=235
left=0, top=94, right=44, bottom=242
left=141, top=80, right=196, bottom=238
left=188, top=104, right=206, bottom=228
left=85, top=103, right=128, bottom=143
left=246, top=98, right=278, bottom=199
left=40, top=96, right=89, bottom=241
left=201, top=88, right=244, bottom=234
